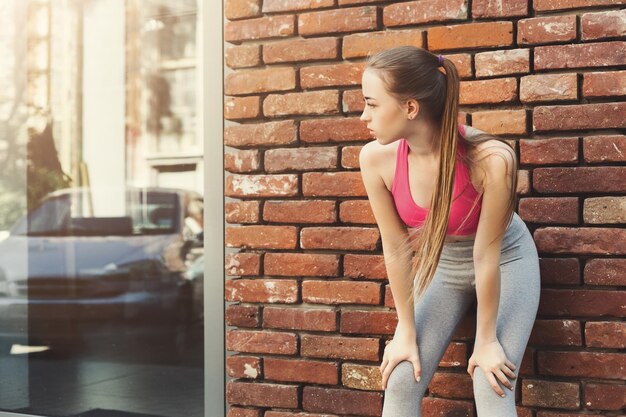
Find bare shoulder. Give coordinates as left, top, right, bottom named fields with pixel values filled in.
left=473, top=141, right=516, bottom=193
left=359, top=139, right=398, bottom=172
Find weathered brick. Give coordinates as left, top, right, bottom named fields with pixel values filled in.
left=428, top=22, right=513, bottom=51
left=225, top=15, right=295, bottom=42
left=262, top=0, right=334, bottom=13
left=225, top=67, right=296, bottom=95
left=534, top=41, right=626, bottom=70
left=583, top=196, right=626, bottom=224
left=472, top=0, right=527, bottom=17
left=227, top=407, right=262, bottom=417
left=584, top=134, right=626, bottom=163
left=521, top=379, right=580, bottom=409
left=225, top=0, right=262, bottom=20
left=520, top=137, right=578, bottom=165
left=517, top=15, right=577, bottom=45
left=537, top=351, right=626, bottom=379
left=460, top=78, right=517, bottom=105
left=428, top=372, right=473, bottom=399
left=520, top=73, right=578, bottom=103
left=225, top=44, right=261, bottom=68
left=302, top=386, right=383, bottom=416
left=534, top=0, right=626, bottom=11
left=301, top=334, right=379, bottom=361
left=534, top=166, right=626, bottom=193
left=300, top=62, right=365, bottom=89
left=225, top=200, right=261, bottom=224
left=471, top=109, right=527, bottom=135
left=341, top=145, right=363, bottom=169
left=538, top=289, right=626, bottom=316
left=263, top=200, right=337, bottom=223
left=535, top=102, right=626, bottom=132
left=339, top=200, right=376, bottom=224
left=225, top=149, right=261, bottom=173
left=535, top=227, right=626, bottom=255
left=225, top=279, right=299, bottom=303
left=300, top=117, right=371, bottom=143
left=581, top=9, right=626, bottom=40
left=226, top=252, right=262, bottom=276
left=303, top=172, right=366, bottom=197
left=226, top=329, right=298, bottom=355
left=539, top=258, right=580, bottom=285
left=584, top=382, right=626, bottom=410
left=517, top=169, right=531, bottom=195
left=225, top=96, right=261, bottom=120
left=343, top=29, right=424, bottom=59
left=298, top=7, right=377, bottom=36
left=342, top=363, right=381, bottom=391
left=300, top=226, right=379, bottom=250
left=226, top=174, right=298, bottom=198
left=264, top=253, right=340, bottom=276
left=226, top=354, right=262, bottom=379
left=265, top=146, right=337, bottom=172
left=264, top=90, right=339, bottom=117
left=226, top=225, right=298, bottom=249
left=226, top=304, right=261, bottom=328
left=340, top=309, right=396, bottom=334
left=263, top=306, right=337, bottom=332
left=422, top=397, right=474, bottom=417
left=226, top=381, right=299, bottom=408
left=584, top=258, right=626, bottom=286
left=225, top=120, right=297, bottom=148
left=585, top=321, right=626, bottom=349
left=302, top=280, right=381, bottom=305
left=383, top=0, right=467, bottom=27
left=519, top=197, right=579, bottom=224
left=528, top=319, right=582, bottom=346
left=263, top=37, right=338, bottom=64
left=583, top=70, right=626, bottom=98
left=475, top=49, right=530, bottom=78
left=343, top=254, right=387, bottom=279
left=264, top=357, right=338, bottom=385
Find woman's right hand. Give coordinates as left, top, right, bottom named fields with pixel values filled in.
left=379, top=329, right=422, bottom=390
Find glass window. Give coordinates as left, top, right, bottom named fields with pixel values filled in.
left=0, top=1, right=204, bottom=416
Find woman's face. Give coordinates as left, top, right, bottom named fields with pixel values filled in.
left=360, top=69, right=413, bottom=145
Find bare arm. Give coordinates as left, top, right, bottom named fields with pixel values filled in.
left=472, top=146, right=516, bottom=343
left=359, top=142, right=416, bottom=335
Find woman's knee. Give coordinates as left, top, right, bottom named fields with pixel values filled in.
left=385, top=361, right=427, bottom=397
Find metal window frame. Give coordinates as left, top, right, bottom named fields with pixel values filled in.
left=0, top=0, right=225, bottom=415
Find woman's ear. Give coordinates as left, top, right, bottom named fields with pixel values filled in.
left=407, top=99, right=419, bottom=120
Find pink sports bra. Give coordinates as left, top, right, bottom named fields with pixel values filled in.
left=391, top=124, right=482, bottom=235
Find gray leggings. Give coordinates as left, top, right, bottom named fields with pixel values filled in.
left=382, top=212, right=541, bottom=417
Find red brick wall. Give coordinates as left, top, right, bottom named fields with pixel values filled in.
left=223, top=1, right=626, bottom=415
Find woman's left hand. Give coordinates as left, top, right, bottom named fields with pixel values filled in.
left=467, top=339, right=517, bottom=397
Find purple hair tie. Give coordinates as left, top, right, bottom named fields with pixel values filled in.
left=438, top=55, right=444, bottom=66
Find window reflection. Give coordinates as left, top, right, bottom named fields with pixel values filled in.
left=0, top=1, right=203, bottom=416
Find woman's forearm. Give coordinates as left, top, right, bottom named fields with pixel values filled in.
left=474, top=260, right=500, bottom=343
left=384, top=243, right=417, bottom=336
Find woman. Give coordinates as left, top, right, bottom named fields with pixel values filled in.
left=358, top=46, right=540, bottom=416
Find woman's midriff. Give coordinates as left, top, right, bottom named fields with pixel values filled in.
left=444, top=233, right=476, bottom=242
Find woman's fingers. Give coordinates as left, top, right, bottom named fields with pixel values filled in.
left=505, top=359, right=517, bottom=373
left=502, top=364, right=517, bottom=380
left=486, top=372, right=506, bottom=397
left=379, top=355, right=389, bottom=374
left=381, top=359, right=397, bottom=390
left=494, top=368, right=514, bottom=391
left=411, top=358, right=422, bottom=382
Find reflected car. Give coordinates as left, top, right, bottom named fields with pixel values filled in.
left=0, top=186, right=204, bottom=360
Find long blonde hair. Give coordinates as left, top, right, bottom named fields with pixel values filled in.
left=365, top=46, right=518, bottom=306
